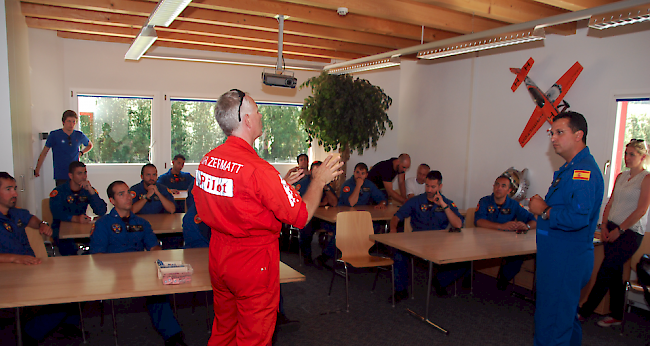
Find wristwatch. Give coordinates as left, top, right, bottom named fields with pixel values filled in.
left=41, top=220, right=49, bottom=226
left=541, top=206, right=551, bottom=220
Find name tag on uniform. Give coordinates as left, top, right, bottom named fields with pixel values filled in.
left=501, top=208, right=511, bottom=215
left=573, top=170, right=591, bottom=181
left=362, top=187, right=371, bottom=192
left=127, top=224, right=144, bottom=232
left=196, top=171, right=234, bottom=197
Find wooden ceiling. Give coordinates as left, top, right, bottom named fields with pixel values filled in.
left=21, top=0, right=621, bottom=64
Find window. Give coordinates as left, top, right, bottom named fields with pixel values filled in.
left=170, top=100, right=309, bottom=163
left=78, top=95, right=153, bottom=164
left=609, top=98, right=650, bottom=186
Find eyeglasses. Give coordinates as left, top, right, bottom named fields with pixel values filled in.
left=231, top=89, right=245, bottom=122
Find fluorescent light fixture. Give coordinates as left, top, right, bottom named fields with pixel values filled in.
left=328, top=56, right=400, bottom=74
left=125, top=26, right=157, bottom=60
left=417, top=27, right=545, bottom=60
left=588, top=4, right=650, bottom=29
left=142, top=54, right=323, bottom=71
left=148, top=0, right=192, bottom=27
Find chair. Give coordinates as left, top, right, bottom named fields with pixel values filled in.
left=25, top=227, right=48, bottom=259
left=41, top=198, right=53, bottom=225
left=621, top=233, right=650, bottom=334
left=464, top=207, right=476, bottom=228
left=327, top=211, right=394, bottom=312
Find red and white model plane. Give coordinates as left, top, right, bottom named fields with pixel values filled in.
left=510, top=58, right=583, bottom=147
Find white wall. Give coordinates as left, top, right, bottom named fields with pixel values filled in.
left=0, top=0, right=13, bottom=175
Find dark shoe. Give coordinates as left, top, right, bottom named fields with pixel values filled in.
left=276, top=313, right=301, bottom=333
left=496, top=278, right=509, bottom=291
left=390, top=290, right=409, bottom=304
left=315, top=254, right=331, bottom=270
left=432, top=277, right=448, bottom=296
left=462, top=274, right=472, bottom=289
left=165, top=332, right=188, bottom=346
left=52, top=323, right=83, bottom=340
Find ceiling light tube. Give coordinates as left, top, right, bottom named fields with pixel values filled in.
left=328, top=56, right=400, bottom=74
left=125, top=25, right=158, bottom=60
left=148, top=0, right=193, bottom=27
left=417, top=28, right=545, bottom=60
left=589, top=4, right=650, bottom=29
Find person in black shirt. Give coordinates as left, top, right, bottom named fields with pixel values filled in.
left=367, top=154, right=411, bottom=204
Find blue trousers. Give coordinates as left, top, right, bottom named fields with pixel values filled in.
left=146, top=295, right=182, bottom=340
left=393, top=250, right=469, bottom=292
left=24, top=303, right=79, bottom=340
left=298, top=221, right=314, bottom=259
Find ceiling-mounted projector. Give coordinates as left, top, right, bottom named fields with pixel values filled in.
left=262, top=71, right=297, bottom=88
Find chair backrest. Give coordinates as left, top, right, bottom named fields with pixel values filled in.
left=404, top=217, right=412, bottom=233
left=464, top=207, right=476, bottom=228
left=631, top=232, right=650, bottom=270
left=41, top=198, right=52, bottom=225
left=25, top=227, right=48, bottom=259
left=335, top=211, right=374, bottom=258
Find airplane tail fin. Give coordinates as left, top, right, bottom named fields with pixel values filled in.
left=510, top=58, right=534, bottom=92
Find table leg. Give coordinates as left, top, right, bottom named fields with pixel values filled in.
left=15, top=307, right=22, bottom=346
left=78, top=302, right=87, bottom=344
left=406, top=261, right=449, bottom=335
left=470, top=261, right=474, bottom=296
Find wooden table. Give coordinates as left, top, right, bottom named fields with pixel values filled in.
left=0, top=248, right=305, bottom=309
left=59, top=213, right=185, bottom=239
left=314, top=205, right=399, bottom=223
left=370, top=227, right=537, bottom=333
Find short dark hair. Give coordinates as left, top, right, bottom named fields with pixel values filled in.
left=297, top=153, right=308, bottom=164
left=107, top=180, right=128, bottom=199
left=554, top=111, right=588, bottom=144
left=426, top=170, right=443, bottom=183
left=310, top=161, right=322, bottom=169
left=141, top=163, right=156, bottom=176
left=173, top=154, right=186, bottom=161
left=419, top=163, right=430, bottom=170
left=0, top=172, right=15, bottom=186
left=354, top=162, right=368, bottom=172
left=495, top=175, right=514, bottom=190
left=68, top=161, right=86, bottom=173
left=62, top=110, right=78, bottom=122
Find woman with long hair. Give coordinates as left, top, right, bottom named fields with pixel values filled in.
left=578, top=139, right=650, bottom=327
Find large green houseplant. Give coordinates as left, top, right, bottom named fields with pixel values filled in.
left=300, top=71, right=393, bottom=186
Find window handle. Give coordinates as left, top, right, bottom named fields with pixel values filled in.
left=603, top=160, right=610, bottom=175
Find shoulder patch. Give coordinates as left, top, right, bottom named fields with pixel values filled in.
left=573, top=170, right=591, bottom=181
left=452, top=202, right=457, bottom=208
left=343, top=186, right=350, bottom=193
left=50, top=190, right=58, bottom=198
left=295, top=184, right=301, bottom=191
left=167, top=187, right=172, bottom=193
left=130, top=191, right=136, bottom=198
left=194, top=214, right=202, bottom=224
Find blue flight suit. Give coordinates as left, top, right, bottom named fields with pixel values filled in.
left=1, top=208, right=78, bottom=341
left=475, top=194, right=535, bottom=281
left=157, top=169, right=194, bottom=213
left=534, top=147, right=604, bottom=346
left=338, top=177, right=386, bottom=207
left=130, top=181, right=175, bottom=215
left=49, top=182, right=107, bottom=256
left=392, top=193, right=465, bottom=292
left=45, top=129, right=89, bottom=181
left=293, top=175, right=310, bottom=196
left=90, top=208, right=182, bottom=341
left=182, top=204, right=210, bottom=249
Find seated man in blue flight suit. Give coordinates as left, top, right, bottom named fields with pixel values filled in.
left=317, top=162, right=387, bottom=266
left=292, top=161, right=338, bottom=266
left=49, top=161, right=107, bottom=256
left=0, top=172, right=81, bottom=344
left=157, top=154, right=194, bottom=213
left=474, top=174, right=536, bottom=290
left=389, top=170, right=465, bottom=302
left=91, top=180, right=187, bottom=346
left=182, top=184, right=210, bottom=249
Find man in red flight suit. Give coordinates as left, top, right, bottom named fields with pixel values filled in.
left=193, top=89, right=343, bottom=346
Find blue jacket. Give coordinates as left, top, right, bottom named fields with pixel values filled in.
left=474, top=194, right=535, bottom=226
left=45, top=129, right=89, bottom=180
left=338, top=177, right=386, bottom=206
left=157, top=169, right=194, bottom=190
left=395, top=193, right=464, bottom=231
left=293, top=175, right=311, bottom=196
left=130, top=181, right=175, bottom=214
left=49, top=182, right=107, bottom=238
left=537, top=147, right=604, bottom=244
left=0, top=208, right=35, bottom=256
left=182, top=204, right=211, bottom=249
left=90, top=208, right=160, bottom=254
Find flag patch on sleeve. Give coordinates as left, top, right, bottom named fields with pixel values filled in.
left=573, top=170, right=591, bottom=181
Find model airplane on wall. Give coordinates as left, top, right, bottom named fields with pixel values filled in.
left=510, top=58, right=583, bottom=147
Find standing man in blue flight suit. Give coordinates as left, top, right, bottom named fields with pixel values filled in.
left=475, top=175, right=536, bottom=290
left=389, top=170, right=464, bottom=301
left=131, top=163, right=176, bottom=215
left=90, top=180, right=187, bottom=346
left=157, top=154, right=194, bottom=213
left=529, top=112, right=604, bottom=346
left=35, top=110, right=93, bottom=186
left=0, top=172, right=83, bottom=344
left=50, top=161, right=107, bottom=256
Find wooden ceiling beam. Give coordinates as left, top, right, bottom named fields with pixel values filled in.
left=273, top=0, right=507, bottom=34
left=25, top=17, right=367, bottom=60
left=408, top=0, right=568, bottom=23
left=21, top=3, right=390, bottom=55
left=56, top=31, right=331, bottom=62
left=22, top=0, right=425, bottom=49
left=528, top=0, right=616, bottom=12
